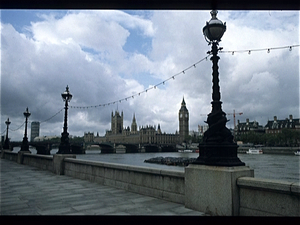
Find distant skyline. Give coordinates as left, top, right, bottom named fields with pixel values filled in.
left=1, top=10, right=299, bottom=141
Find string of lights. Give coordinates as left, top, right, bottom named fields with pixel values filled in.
left=69, top=44, right=299, bottom=110
left=6, top=108, right=64, bottom=133
left=8, top=121, right=25, bottom=132
left=219, top=44, right=299, bottom=55
left=69, top=54, right=212, bottom=110
left=1, top=129, right=6, bottom=135
left=4, top=43, right=299, bottom=131
left=40, top=108, right=64, bottom=124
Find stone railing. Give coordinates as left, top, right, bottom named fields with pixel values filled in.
left=237, top=177, right=300, bottom=216
left=64, top=158, right=185, bottom=204
left=1, top=150, right=18, bottom=162
left=1, top=150, right=299, bottom=216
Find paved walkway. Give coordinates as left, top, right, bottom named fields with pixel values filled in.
left=0, top=159, right=205, bottom=215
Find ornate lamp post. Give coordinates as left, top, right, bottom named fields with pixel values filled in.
left=57, top=85, right=72, bottom=154
left=3, top=118, right=11, bottom=150
left=194, top=10, right=244, bottom=166
left=20, top=107, right=31, bottom=152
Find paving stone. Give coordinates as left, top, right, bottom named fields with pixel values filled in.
left=106, top=211, right=132, bottom=215
left=71, top=202, right=106, bottom=211
left=69, top=199, right=100, bottom=207
left=1, top=159, right=205, bottom=215
left=88, top=206, right=120, bottom=215
left=182, top=211, right=206, bottom=216
left=37, top=207, right=75, bottom=215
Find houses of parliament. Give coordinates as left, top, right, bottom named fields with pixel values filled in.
left=84, top=98, right=189, bottom=145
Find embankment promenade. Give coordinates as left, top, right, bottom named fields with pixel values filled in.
left=1, top=150, right=299, bottom=216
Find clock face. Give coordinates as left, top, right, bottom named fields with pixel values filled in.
left=180, top=113, right=183, bottom=118
left=185, top=113, right=188, bottom=118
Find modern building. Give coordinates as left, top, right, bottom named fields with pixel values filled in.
left=30, top=121, right=40, bottom=142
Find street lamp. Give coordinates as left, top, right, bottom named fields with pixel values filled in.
left=194, top=10, right=245, bottom=166
left=3, top=118, right=11, bottom=150
left=20, top=107, right=31, bottom=152
left=57, top=85, right=72, bottom=154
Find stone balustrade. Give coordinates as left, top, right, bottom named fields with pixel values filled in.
left=1, top=149, right=299, bottom=216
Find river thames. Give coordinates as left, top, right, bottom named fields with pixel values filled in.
left=11, top=148, right=300, bottom=183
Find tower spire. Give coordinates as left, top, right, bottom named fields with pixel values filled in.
left=182, top=96, right=186, bottom=106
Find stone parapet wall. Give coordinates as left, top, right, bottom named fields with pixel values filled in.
left=22, top=153, right=53, bottom=171
left=64, top=158, right=185, bottom=204
left=1, top=150, right=299, bottom=216
left=237, top=177, right=300, bottom=216
left=1, top=150, right=18, bottom=162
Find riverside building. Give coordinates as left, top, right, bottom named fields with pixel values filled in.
left=85, top=98, right=189, bottom=145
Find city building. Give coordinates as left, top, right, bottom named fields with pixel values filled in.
left=236, top=119, right=264, bottom=134
left=33, top=135, right=59, bottom=142
left=86, top=98, right=189, bottom=146
left=84, top=132, right=94, bottom=143
left=236, top=115, right=300, bottom=137
left=236, top=119, right=264, bottom=136
left=198, top=125, right=208, bottom=136
left=265, top=115, right=300, bottom=134
left=30, top=121, right=40, bottom=142
left=179, top=97, right=189, bottom=142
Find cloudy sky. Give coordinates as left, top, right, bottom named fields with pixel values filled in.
left=1, top=10, right=299, bottom=141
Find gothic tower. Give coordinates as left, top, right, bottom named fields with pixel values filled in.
left=111, top=111, right=123, bottom=134
left=179, top=97, right=189, bottom=142
left=131, top=113, right=137, bottom=134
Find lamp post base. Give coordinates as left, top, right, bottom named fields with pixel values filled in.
left=3, top=140, right=11, bottom=150
left=193, top=143, right=245, bottom=167
left=57, top=145, right=71, bottom=154
left=19, top=137, right=31, bottom=153
left=57, top=132, right=71, bottom=154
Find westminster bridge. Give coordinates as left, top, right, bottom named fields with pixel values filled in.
left=85, top=142, right=177, bottom=154
left=6, top=141, right=177, bottom=154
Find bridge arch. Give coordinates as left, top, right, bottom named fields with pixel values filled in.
left=119, top=144, right=139, bottom=153
left=144, top=144, right=159, bottom=152
left=160, top=145, right=176, bottom=152
left=98, top=143, right=115, bottom=153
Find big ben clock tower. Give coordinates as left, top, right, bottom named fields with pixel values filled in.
left=179, top=97, right=189, bottom=142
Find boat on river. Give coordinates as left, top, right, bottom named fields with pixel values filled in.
left=246, top=148, right=263, bottom=154
left=178, top=149, right=193, bottom=153
left=294, top=150, right=300, bottom=156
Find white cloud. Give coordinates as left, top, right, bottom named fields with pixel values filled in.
left=1, top=10, right=299, bottom=141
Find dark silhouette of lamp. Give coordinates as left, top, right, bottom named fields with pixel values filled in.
left=20, top=108, right=31, bottom=152
left=3, top=118, right=11, bottom=150
left=57, top=85, right=72, bottom=154
left=194, top=10, right=245, bottom=166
